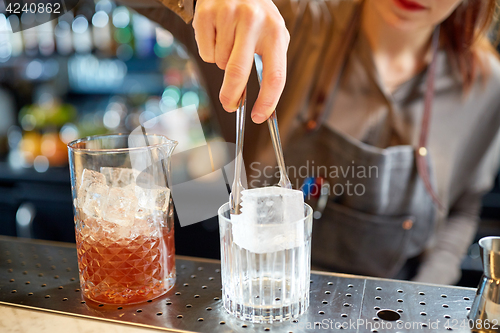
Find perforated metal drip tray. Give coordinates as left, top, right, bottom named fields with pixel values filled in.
left=0, top=236, right=476, bottom=333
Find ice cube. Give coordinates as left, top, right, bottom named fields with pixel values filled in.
left=135, top=185, right=170, bottom=214
left=100, top=167, right=138, bottom=188
left=240, top=187, right=304, bottom=224
left=103, top=185, right=138, bottom=226
left=82, top=181, right=109, bottom=219
left=77, top=169, right=107, bottom=208
left=135, top=169, right=156, bottom=188
left=232, top=222, right=306, bottom=254
left=232, top=187, right=305, bottom=253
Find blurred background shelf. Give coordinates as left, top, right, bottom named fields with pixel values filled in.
left=0, top=0, right=222, bottom=265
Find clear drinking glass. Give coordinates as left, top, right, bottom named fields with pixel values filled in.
left=218, top=202, right=313, bottom=323
left=68, top=134, right=177, bottom=304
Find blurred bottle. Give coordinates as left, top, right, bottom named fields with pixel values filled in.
left=54, top=13, right=74, bottom=56
left=102, top=98, right=128, bottom=132
left=40, top=131, right=67, bottom=166
left=0, top=14, right=13, bottom=63
left=0, top=86, right=16, bottom=154
left=132, top=14, right=155, bottom=58
left=92, top=0, right=114, bottom=56
left=154, top=27, right=174, bottom=59
left=20, top=12, right=38, bottom=56
left=19, top=131, right=41, bottom=165
left=17, top=93, right=77, bottom=167
left=72, top=15, right=93, bottom=54
left=112, top=6, right=134, bottom=61
left=7, top=15, right=23, bottom=57
left=92, top=10, right=113, bottom=56
left=37, top=21, right=55, bottom=56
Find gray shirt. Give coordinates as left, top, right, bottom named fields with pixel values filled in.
left=125, top=0, right=500, bottom=284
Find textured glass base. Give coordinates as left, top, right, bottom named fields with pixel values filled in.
left=223, top=294, right=309, bottom=323
left=83, top=276, right=176, bottom=305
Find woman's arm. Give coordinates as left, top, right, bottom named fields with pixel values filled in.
left=413, top=133, right=500, bottom=285
left=412, top=191, right=483, bottom=285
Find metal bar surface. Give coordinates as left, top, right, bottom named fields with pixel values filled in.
left=0, top=236, right=477, bottom=332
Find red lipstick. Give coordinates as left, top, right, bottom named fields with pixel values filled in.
left=394, top=0, right=427, bottom=11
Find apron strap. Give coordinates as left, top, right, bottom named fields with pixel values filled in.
left=416, top=27, right=444, bottom=210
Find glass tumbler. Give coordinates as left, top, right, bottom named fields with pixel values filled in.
left=218, top=202, right=313, bottom=323
left=68, top=134, right=177, bottom=304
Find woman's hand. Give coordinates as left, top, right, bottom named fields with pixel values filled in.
left=192, top=0, right=290, bottom=123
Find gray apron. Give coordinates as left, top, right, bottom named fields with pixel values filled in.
left=286, top=126, right=436, bottom=278
left=283, top=3, right=439, bottom=278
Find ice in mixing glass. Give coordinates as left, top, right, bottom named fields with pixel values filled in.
left=69, top=134, right=176, bottom=305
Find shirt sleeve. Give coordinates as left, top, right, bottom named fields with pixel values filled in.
left=412, top=191, right=483, bottom=285
left=118, top=0, right=195, bottom=23
left=412, top=131, right=500, bottom=285
left=160, top=0, right=195, bottom=23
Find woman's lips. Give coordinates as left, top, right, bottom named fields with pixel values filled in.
left=393, top=0, right=427, bottom=11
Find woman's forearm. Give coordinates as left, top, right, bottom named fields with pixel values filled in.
left=413, top=190, right=483, bottom=285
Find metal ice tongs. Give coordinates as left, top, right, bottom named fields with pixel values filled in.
left=253, top=54, right=292, bottom=189
left=230, top=55, right=292, bottom=215
left=229, top=89, right=247, bottom=215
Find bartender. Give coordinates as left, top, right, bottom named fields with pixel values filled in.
left=124, top=0, right=500, bottom=285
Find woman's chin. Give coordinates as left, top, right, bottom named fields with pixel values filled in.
left=383, top=12, right=427, bottom=32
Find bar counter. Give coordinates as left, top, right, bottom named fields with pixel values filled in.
left=0, top=236, right=477, bottom=332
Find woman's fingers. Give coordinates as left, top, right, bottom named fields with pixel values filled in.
left=192, top=2, right=216, bottom=63
left=219, top=16, right=259, bottom=112
left=214, top=5, right=236, bottom=70
left=193, top=0, right=290, bottom=122
left=252, top=28, right=289, bottom=123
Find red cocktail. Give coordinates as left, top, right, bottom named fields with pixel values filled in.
left=68, top=134, right=177, bottom=304
left=75, top=214, right=175, bottom=304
